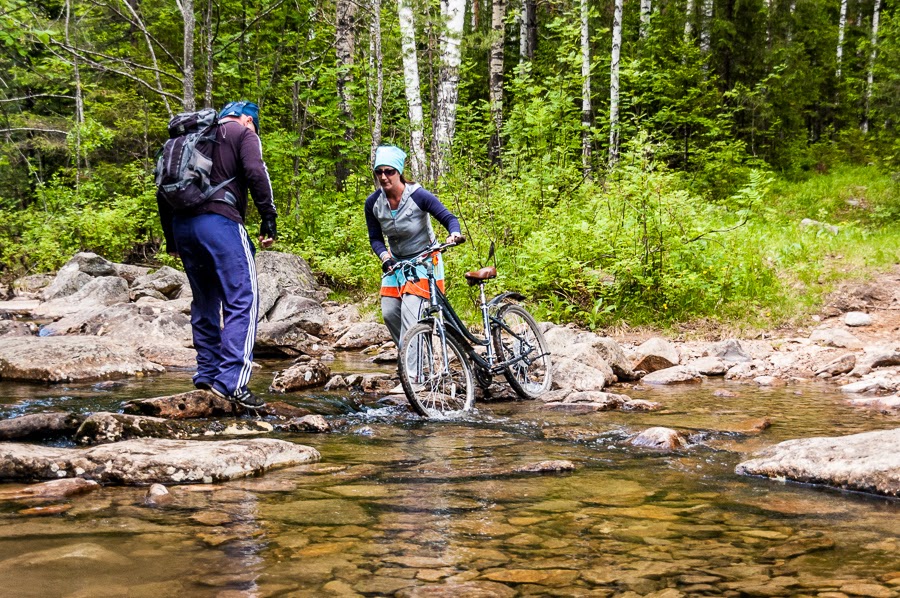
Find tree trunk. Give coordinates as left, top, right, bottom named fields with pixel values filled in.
left=488, top=0, right=506, bottom=162
left=369, top=0, right=384, bottom=162
left=609, top=0, right=623, bottom=166
left=836, top=0, right=848, bottom=77
left=519, top=0, right=536, bottom=62
left=700, top=0, right=712, bottom=55
left=203, top=0, right=214, bottom=109
left=640, top=0, right=651, bottom=38
left=178, top=0, right=196, bottom=111
left=65, top=0, right=84, bottom=183
left=862, top=0, right=881, bottom=133
left=335, top=0, right=357, bottom=191
left=398, top=0, right=428, bottom=178
left=432, top=0, right=467, bottom=180
left=684, top=0, right=694, bottom=42
left=581, top=0, right=591, bottom=175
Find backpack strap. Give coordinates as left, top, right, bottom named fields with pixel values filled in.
left=203, top=177, right=236, bottom=205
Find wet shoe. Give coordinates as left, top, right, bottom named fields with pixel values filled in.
left=194, top=380, right=212, bottom=391
left=211, top=386, right=266, bottom=409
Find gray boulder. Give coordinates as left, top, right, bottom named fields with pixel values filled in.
left=690, top=356, right=729, bottom=376
left=40, top=252, right=117, bottom=301
left=255, top=319, right=310, bottom=356
left=551, top=357, right=612, bottom=391
left=0, top=438, right=320, bottom=484
left=632, top=337, right=680, bottom=373
left=641, top=365, right=702, bottom=385
left=810, top=327, right=864, bottom=349
left=844, top=311, right=873, bottom=327
left=270, top=357, right=332, bottom=392
left=631, top=427, right=689, bottom=451
left=123, top=390, right=237, bottom=419
left=11, top=274, right=54, bottom=298
left=267, top=295, right=327, bottom=335
left=0, top=412, right=86, bottom=441
left=709, top=339, right=752, bottom=363
left=130, top=266, right=188, bottom=299
left=68, top=276, right=130, bottom=306
left=0, top=336, right=165, bottom=383
left=55, top=303, right=192, bottom=347
left=816, top=353, right=856, bottom=376
left=735, top=428, right=900, bottom=497
left=850, top=347, right=900, bottom=377
left=256, top=252, right=328, bottom=311
left=334, top=322, right=391, bottom=350
left=74, top=412, right=190, bottom=444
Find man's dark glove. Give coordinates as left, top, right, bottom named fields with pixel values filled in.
left=260, top=216, right=277, bottom=241
left=381, top=258, right=398, bottom=274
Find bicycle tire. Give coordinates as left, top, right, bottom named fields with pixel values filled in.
left=492, top=303, right=553, bottom=399
left=398, top=322, right=476, bottom=417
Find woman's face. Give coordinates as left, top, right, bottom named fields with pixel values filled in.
left=374, top=166, right=400, bottom=192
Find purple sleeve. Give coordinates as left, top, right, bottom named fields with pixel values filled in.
left=411, top=188, right=461, bottom=234
left=239, top=129, right=277, bottom=218
left=364, top=192, right=388, bottom=257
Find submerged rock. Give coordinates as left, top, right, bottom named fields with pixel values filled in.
left=123, top=390, right=237, bottom=419
left=514, top=460, right=576, bottom=474
left=0, top=438, right=320, bottom=484
left=270, top=357, right=331, bottom=392
left=0, top=477, right=100, bottom=501
left=735, top=428, right=900, bottom=496
left=631, top=427, right=689, bottom=451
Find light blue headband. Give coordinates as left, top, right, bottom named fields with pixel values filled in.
left=373, top=145, right=407, bottom=175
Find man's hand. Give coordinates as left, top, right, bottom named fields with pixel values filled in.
left=259, top=216, right=277, bottom=248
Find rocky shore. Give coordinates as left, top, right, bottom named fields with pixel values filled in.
left=1, top=253, right=898, bottom=498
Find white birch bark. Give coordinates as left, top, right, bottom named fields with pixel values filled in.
left=787, top=0, right=796, bottom=42
left=519, top=0, right=536, bottom=62
left=203, top=0, right=213, bottom=108
left=581, top=0, right=591, bottom=174
left=519, top=0, right=527, bottom=62
left=609, top=0, right=623, bottom=166
left=65, top=0, right=84, bottom=181
left=640, top=0, right=651, bottom=39
left=862, top=0, right=882, bottom=133
left=176, top=0, right=196, bottom=111
left=700, top=0, right=712, bottom=55
left=836, top=0, right=848, bottom=77
left=369, top=0, right=384, bottom=162
left=433, top=0, right=466, bottom=179
left=684, top=0, right=694, bottom=42
left=488, top=0, right=507, bottom=160
left=398, top=0, right=428, bottom=178
left=336, top=0, right=357, bottom=189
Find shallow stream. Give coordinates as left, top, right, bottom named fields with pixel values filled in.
left=1, top=356, right=898, bottom=597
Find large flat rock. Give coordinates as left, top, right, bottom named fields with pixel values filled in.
left=0, top=438, right=320, bottom=484
left=735, top=428, right=900, bottom=497
left=0, top=336, right=164, bottom=382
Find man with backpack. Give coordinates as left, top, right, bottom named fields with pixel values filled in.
left=156, top=100, right=276, bottom=409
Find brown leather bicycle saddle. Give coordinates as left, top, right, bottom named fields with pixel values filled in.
left=464, top=266, right=497, bottom=286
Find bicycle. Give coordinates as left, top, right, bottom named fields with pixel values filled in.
left=387, top=238, right=553, bottom=418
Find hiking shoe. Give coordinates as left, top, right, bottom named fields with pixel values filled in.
left=212, top=385, right=267, bottom=409
left=194, top=380, right=212, bottom=391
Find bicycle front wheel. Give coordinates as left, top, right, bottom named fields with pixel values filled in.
left=398, top=322, right=475, bottom=417
left=492, top=303, right=552, bottom=399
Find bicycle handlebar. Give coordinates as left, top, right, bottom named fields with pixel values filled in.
left=382, top=235, right=466, bottom=278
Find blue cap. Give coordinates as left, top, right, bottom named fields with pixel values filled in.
left=374, top=145, right=407, bottom=175
left=219, top=101, right=261, bottom=135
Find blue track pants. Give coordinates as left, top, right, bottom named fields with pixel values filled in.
left=173, top=213, right=258, bottom=395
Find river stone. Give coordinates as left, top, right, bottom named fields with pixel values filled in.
left=130, top=266, right=188, bottom=299
left=482, top=568, right=580, bottom=585
left=839, top=582, right=894, bottom=598
left=0, top=477, right=100, bottom=501
left=397, top=581, right=516, bottom=598
left=122, top=390, right=237, bottom=419
left=691, top=356, right=729, bottom=375
left=270, top=357, right=331, bottom=392
left=66, top=276, right=129, bottom=306
left=709, top=339, right=752, bottom=363
left=11, top=273, right=54, bottom=298
left=810, top=327, right=864, bottom=349
left=145, top=483, right=172, bottom=506
left=267, top=294, right=326, bottom=329
left=633, top=337, right=680, bottom=372
left=256, top=251, right=327, bottom=305
left=41, top=266, right=92, bottom=302
left=641, top=365, right=702, bottom=385
left=138, top=344, right=197, bottom=368
left=844, top=311, right=873, bottom=327
left=0, top=336, right=165, bottom=382
left=0, top=438, right=320, bottom=484
left=848, top=395, right=900, bottom=410
left=0, top=412, right=85, bottom=441
left=277, top=415, right=330, bottom=433
left=514, top=460, right=576, bottom=473
left=255, top=319, right=309, bottom=356
left=840, top=378, right=895, bottom=394
left=74, top=412, right=191, bottom=444
left=850, top=348, right=900, bottom=377
left=631, top=427, right=689, bottom=451
left=735, top=428, right=900, bottom=496
left=816, top=353, right=857, bottom=376
left=334, top=322, right=391, bottom=350
left=551, top=357, right=611, bottom=391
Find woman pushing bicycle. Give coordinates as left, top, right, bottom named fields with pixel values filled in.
left=364, top=145, right=464, bottom=348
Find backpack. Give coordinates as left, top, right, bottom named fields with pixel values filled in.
left=154, top=108, right=234, bottom=211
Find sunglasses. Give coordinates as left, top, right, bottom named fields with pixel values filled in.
left=374, top=167, right=398, bottom=177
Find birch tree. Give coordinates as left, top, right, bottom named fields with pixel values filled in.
left=609, top=0, right=623, bottom=165
left=488, top=0, right=507, bottom=161
left=398, top=0, right=428, bottom=178
left=335, top=0, right=356, bottom=190
left=368, top=0, right=384, bottom=162
left=684, top=0, right=694, bottom=42
left=177, top=0, right=196, bottom=110
left=836, top=0, right=848, bottom=77
left=640, top=0, right=651, bottom=39
left=699, top=0, right=712, bottom=55
left=519, top=0, right=536, bottom=62
left=862, top=0, right=882, bottom=133
left=64, top=0, right=84, bottom=180
left=581, top=0, right=591, bottom=174
left=432, top=0, right=466, bottom=179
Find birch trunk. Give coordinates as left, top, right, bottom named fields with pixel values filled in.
left=488, top=0, right=506, bottom=162
left=581, top=0, right=591, bottom=174
left=369, top=0, right=384, bottom=162
left=700, top=0, right=712, bottom=55
left=203, top=0, right=213, bottom=108
left=836, top=0, right=848, bottom=77
left=684, top=0, right=694, bottom=42
left=640, top=0, right=651, bottom=38
left=862, top=0, right=881, bottom=133
left=177, top=0, right=196, bottom=111
left=432, top=0, right=467, bottom=180
left=335, top=0, right=356, bottom=190
left=65, top=0, right=84, bottom=182
left=787, top=0, right=796, bottom=42
left=609, top=0, right=623, bottom=165
left=398, top=0, right=428, bottom=178
left=519, top=0, right=536, bottom=62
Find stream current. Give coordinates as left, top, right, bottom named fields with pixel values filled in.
left=0, top=354, right=898, bottom=597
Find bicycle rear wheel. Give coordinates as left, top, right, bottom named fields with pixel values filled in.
left=398, top=322, right=475, bottom=417
left=492, top=303, right=552, bottom=399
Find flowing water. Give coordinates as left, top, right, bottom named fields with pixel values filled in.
left=1, top=356, right=898, bottom=597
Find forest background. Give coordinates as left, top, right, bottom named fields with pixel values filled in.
left=1, top=0, right=899, bottom=330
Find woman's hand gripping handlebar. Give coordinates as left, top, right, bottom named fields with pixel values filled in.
left=381, top=235, right=466, bottom=278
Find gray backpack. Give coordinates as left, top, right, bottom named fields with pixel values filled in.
left=154, top=108, right=233, bottom=211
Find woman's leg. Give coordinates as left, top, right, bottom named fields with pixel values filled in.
left=381, top=295, right=402, bottom=346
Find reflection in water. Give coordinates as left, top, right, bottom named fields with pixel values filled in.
left=1, top=366, right=899, bottom=596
